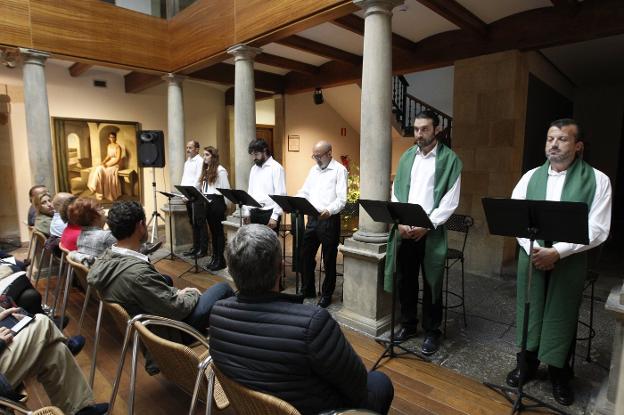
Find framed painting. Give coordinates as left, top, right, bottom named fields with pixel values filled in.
left=288, top=134, right=300, bottom=152
left=52, top=117, right=143, bottom=206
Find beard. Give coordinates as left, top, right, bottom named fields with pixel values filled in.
left=545, top=148, right=571, bottom=163
left=415, top=135, right=436, bottom=149
left=254, top=159, right=265, bottom=167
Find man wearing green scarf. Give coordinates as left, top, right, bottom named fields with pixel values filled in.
left=507, top=119, right=611, bottom=406
left=385, top=110, right=462, bottom=356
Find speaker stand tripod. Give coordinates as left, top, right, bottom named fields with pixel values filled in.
left=146, top=167, right=164, bottom=244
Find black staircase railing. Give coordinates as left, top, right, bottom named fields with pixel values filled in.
left=392, top=75, right=453, bottom=147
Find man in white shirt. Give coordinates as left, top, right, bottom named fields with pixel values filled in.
left=506, top=119, right=611, bottom=406
left=385, top=110, right=462, bottom=356
left=243, top=139, right=286, bottom=232
left=297, top=141, right=348, bottom=308
left=180, top=140, right=208, bottom=257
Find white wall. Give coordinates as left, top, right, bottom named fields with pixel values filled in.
left=0, top=61, right=225, bottom=242
left=404, top=66, right=454, bottom=116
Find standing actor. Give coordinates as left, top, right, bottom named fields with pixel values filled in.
left=200, top=146, right=230, bottom=271
left=507, top=119, right=611, bottom=406
left=243, top=139, right=286, bottom=231
left=180, top=140, right=208, bottom=257
left=385, top=110, right=462, bottom=356
left=297, top=141, right=348, bottom=308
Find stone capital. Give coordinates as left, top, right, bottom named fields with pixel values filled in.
left=352, top=229, right=389, bottom=244
left=162, top=73, right=187, bottom=84
left=19, top=48, right=49, bottom=67
left=354, top=0, right=404, bottom=17
left=226, top=44, right=262, bottom=62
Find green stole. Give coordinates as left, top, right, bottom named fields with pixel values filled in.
left=516, top=158, right=596, bottom=363
left=384, top=143, right=462, bottom=300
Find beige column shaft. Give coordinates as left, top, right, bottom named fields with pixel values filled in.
left=164, top=73, right=186, bottom=189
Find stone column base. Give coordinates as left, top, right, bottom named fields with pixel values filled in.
left=223, top=212, right=243, bottom=244
left=335, top=238, right=392, bottom=337
left=162, top=198, right=193, bottom=253
left=591, top=381, right=615, bottom=415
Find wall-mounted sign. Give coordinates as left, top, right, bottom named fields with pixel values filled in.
left=288, top=134, right=300, bottom=152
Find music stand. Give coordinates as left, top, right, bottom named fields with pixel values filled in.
left=269, top=195, right=320, bottom=294
left=481, top=197, right=588, bottom=415
left=175, top=185, right=212, bottom=273
left=217, top=189, right=261, bottom=227
left=359, top=199, right=432, bottom=370
left=158, top=191, right=182, bottom=261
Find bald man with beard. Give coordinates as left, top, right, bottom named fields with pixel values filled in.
left=296, top=141, right=348, bottom=308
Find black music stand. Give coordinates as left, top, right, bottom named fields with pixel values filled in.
left=269, top=195, right=320, bottom=294
left=481, top=197, right=588, bottom=415
left=217, top=189, right=261, bottom=227
left=359, top=199, right=432, bottom=370
left=175, top=185, right=212, bottom=273
left=158, top=191, right=182, bottom=261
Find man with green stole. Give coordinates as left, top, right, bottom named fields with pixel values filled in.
left=507, top=119, right=611, bottom=406
left=385, top=110, right=462, bottom=356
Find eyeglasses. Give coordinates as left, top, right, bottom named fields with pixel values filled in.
left=311, top=151, right=329, bottom=160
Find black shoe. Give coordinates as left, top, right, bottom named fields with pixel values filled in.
left=141, top=240, right=163, bottom=255
left=183, top=249, right=198, bottom=256
left=302, top=289, right=317, bottom=299
left=421, top=331, right=441, bottom=356
left=209, top=258, right=226, bottom=271
left=549, top=365, right=574, bottom=406
left=53, top=315, right=70, bottom=330
left=196, top=251, right=208, bottom=258
left=67, top=335, right=86, bottom=356
left=76, top=403, right=109, bottom=415
left=394, top=326, right=418, bottom=343
left=206, top=256, right=216, bottom=268
left=317, top=296, right=332, bottom=308
left=506, top=351, right=540, bottom=388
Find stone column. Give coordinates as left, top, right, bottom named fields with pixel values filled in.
left=226, top=44, right=261, bottom=192
left=20, top=49, right=54, bottom=192
left=353, top=0, right=402, bottom=243
left=337, top=0, right=403, bottom=336
left=164, top=73, right=186, bottom=189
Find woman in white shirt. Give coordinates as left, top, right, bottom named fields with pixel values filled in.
left=200, top=147, right=230, bottom=271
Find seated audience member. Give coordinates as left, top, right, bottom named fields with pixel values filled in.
left=50, top=193, right=74, bottom=238
left=27, top=185, right=48, bottom=227
left=33, top=192, right=54, bottom=237
left=0, top=266, right=44, bottom=315
left=209, top=225, right=394, bottom=415
left=0, top=307, right=107, bottom=415
left=69, top=198, right=116, bottom=264
left=60, top=195, right=80, bottom=251
left=88, top=201, right=234, bottom=340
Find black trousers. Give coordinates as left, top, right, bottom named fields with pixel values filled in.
left=206, top=195, right=226, bottom=260
left=249, top=208, right=280, bottom=234
left=300, top=214, right=341, bottom=297
left=186, top=201, right=209, bottom=254
left=397, top=237, right=443, bottom=333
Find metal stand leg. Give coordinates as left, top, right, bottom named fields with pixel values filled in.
left=89, top=300, right=104, bottom=387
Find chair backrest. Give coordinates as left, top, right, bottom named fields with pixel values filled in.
left=0, top=397, right=64, bottom=415
left=445, top=214, right=474, bottom=252
left=58, top=243, right=71, bottom=256
left=133, top=319, right=209, bottom=397
left=32, top=229, right=47, bottom=246
left=103, top=301, right=130, bottom=337
left=212, top=364, right=301, bottom=415
left=66, top=255, right=90, bottom=292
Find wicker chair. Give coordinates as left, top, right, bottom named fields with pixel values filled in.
left=0, top=397, right=64, bottom=414
left=25, top=226, right=37, bottom=280
left=50, top=243, right=71, bottom=320
left=211, top=364, right=300, bottom=415
left=59, top=256, right=93, bottom=336
left=109, top=314, right=229, bottom=415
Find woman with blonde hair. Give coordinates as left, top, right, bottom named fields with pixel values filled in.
left=200, top=146, right=230, bottom=271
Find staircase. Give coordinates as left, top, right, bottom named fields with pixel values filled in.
left=392, top=75, right=453, bottom=146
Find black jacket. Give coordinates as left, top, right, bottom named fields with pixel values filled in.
left=208, top=293, right=368, bottom=415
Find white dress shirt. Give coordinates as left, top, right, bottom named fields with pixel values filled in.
left=512, top=164, right=612, bottom=259
left=201, top=165, right=230, bottom=195
left=180, top=153, right=203, bottom=188
left=391, top=144, right=461, bottom=228
left=245, top=157, right=286, bottom=221
left=50, top=212, right=67, bottom=237
left=297, top=158, right=348, bottom=216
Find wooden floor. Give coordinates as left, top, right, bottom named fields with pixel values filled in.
left=23, top=257, right=547, bottom=414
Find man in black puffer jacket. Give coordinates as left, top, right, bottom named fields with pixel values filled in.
left=209, top=224, right=394, bottom=415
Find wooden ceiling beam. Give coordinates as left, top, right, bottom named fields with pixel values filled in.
left=285, top=0, right=624, bottom=93
left=68, top=62, right=93, bottom=77
left=275, top=35, right=361, bottom=66
left=124, top=72, right=163, bottom=94
left=331, top=14, right=418, bottom=54
left=255, top=53, right=318, bottom=75
left=190, top=63, right=284, bottom=93
left=416, top=0, right=488, bottom=37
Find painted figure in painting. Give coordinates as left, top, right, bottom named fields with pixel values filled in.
left=87, top=132, right=122, bottom=201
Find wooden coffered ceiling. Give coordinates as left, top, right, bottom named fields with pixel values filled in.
left=3, top=0, right=624, bottom=96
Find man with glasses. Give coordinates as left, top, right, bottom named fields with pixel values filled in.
left=181, top=140, right=208, bottom=257
left=385, top=110, right=462, bottom=356
left=297, top=141, right=348, bottom=308
left=243, top=139, right=286, bottom=232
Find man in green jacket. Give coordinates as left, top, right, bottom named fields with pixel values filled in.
left=88, top=201, right=234, bottom=340
left=385, top=110, right=462, bottom=356
left=507, top=119, right=611, bottom=406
